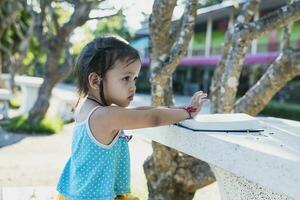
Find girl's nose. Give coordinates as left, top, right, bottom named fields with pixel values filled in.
left=129, top=84, right=136, bottom=93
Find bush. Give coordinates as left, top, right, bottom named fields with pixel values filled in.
left=259, top=101, right=300, bottom=121
left=4, top=115, right=64, bottom=134
left=8, top=89, right=22, bottom=109
left=9, top=97, right=21, bottom=109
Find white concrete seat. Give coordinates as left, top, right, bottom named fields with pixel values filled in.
left=48, top=86, right=77, bottom=122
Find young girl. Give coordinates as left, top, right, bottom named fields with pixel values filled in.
left=56, top=35, right=208, bottom=200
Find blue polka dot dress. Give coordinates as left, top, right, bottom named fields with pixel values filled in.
left=57, top=106, right=131, bottom=200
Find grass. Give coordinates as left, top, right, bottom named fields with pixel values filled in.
left=3, top=115, right=64, bottom=134
left=259, top=101, right=300, bottom=121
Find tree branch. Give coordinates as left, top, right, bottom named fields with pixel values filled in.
left=234, top=49, right=300, bottom=115
left=210, top=0, right=260, bottom=113
left=218, top=1, right=300, bottom=113
left=151, top=0, right=197, bottom=85
left=150, top=0, right=177, bottom=54
left=49, top=3, right=61, bottom=35
left=60, top=2, right=95, bottom=39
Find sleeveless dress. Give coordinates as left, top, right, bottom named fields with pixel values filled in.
left=57, top=106, right=131, bottom=200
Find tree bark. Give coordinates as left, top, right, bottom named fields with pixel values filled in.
left=144, top=1, right=215, bottom=199
left=234, top=49, right=300, bottom=115
left=216, top=1, right=300, bottom=113
left=28, top=38, right=72, bottom=123
left=210, top=0, right=261, bottom=113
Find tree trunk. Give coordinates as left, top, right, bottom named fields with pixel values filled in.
left=28, top=38, right=72, bottom=124
left=28, top=38, right=72, bottom=123
left=144, top=77, right=215, bottom=200
left=144, top=1, right=216, bottom=199
left=28, top=76, right=57, bottom=123
left=210, top=0, right=261, bottom=113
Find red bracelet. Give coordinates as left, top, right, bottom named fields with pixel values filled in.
left=183, top=106, right=197, bottom=119
left=167, top=105, right=197, bottom=119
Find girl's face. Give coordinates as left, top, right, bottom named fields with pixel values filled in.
left=102, top=59, right=141, bottom=107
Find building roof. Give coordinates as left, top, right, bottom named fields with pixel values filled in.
left=196, top=0, right=286, bottom=23
left=135, top=0, right=287, bottom=36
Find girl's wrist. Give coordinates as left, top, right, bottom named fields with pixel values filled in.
left=167, top=105, right=197, bottom=119
left=182, top=106, right=197, bottom=119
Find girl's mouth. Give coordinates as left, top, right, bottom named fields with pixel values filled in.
left=128, top=95, right=134, bottom=100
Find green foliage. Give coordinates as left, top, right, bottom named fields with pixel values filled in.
left=52, top=2, right=73, bottom=25
left=4, top=115, right=64, bottom=134
left=136, top=68, right=150, bottom=93
left=8, top=90, right=22, bottom=109
left=94, top=13, right=133, bottom=41
left=71, top=25, right=94, bottom=56
left=9, top=98, right=21, bottom=109
left=259, top=101, right=300, bottom=121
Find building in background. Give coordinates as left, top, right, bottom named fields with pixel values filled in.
left=131, top=0, right=300, bottom=101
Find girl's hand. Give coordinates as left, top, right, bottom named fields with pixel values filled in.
left=186, top=91, right=209, bottom=119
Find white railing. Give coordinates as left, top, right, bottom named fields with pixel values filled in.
left=131, top=113, right=300, bottom=200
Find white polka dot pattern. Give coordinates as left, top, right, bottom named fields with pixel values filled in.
left=56, top=122, right=131, bottom=200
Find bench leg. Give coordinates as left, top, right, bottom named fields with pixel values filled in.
left=209, top=165, right=290, bottom=200
left=0, top=101, right=9, bottom=119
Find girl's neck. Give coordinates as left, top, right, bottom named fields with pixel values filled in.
left=87, top=96, right=106, bottom=106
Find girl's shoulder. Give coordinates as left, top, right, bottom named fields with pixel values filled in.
left=82, top=105, right=121, bottom=146
left=75, top=104, right=102, bottom=124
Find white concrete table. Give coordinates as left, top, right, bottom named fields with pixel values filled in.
left=131, top=113, right=300, bottom=200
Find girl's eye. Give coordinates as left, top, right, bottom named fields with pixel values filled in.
left=123, top=76, right=130, bottom=81
left=134, top=77, right=138, bottom=81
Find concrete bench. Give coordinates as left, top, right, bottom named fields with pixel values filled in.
left=15, top=76, right=43, bottom=114
left=0, top=89, right=12, bottom=119
left=48, top=85, right=77, bottom=122
left=0, top=74, right=77, bottom=121
left=0, top=74, right=43, bottom=115
left=131, top=113, right=300, bottom=200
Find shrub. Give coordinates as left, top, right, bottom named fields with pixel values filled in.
left=259, top=101, right=300, bottom=121
left=9, top=98, right=21, bottom=109
left=4, top=115, right=64, bottom=134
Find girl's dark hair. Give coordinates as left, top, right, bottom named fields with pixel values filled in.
left=74, top=35, right=140, bottom=107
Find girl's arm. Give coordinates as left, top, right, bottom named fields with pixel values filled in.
left=131, top=106, right=158, bottom=110
left=95, top=106, right=190, bottom=131
left=132, top=105, right=181, bottom=110
left=90, top=91, right=207, bottom=137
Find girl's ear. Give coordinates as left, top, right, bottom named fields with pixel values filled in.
left=88, top=72, right=102, bottom=89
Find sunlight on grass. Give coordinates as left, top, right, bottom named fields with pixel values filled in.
left=4, top=115, right=64, bottom=134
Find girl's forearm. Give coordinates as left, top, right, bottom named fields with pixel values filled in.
left=133, top=105, right=184, bottom=110
left=133, top=106, right=157, bottom=110
left=151, top=107, right=189, bottom=126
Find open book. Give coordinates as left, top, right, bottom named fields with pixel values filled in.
left=175, top=113, right=264, bottom=133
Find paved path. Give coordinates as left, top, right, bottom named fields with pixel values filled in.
left=0, top=93, right=219, bottom=200
left=0, top=128, right=26, bottom=148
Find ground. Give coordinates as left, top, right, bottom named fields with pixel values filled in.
left=0, top=122, right=220, bottom=200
